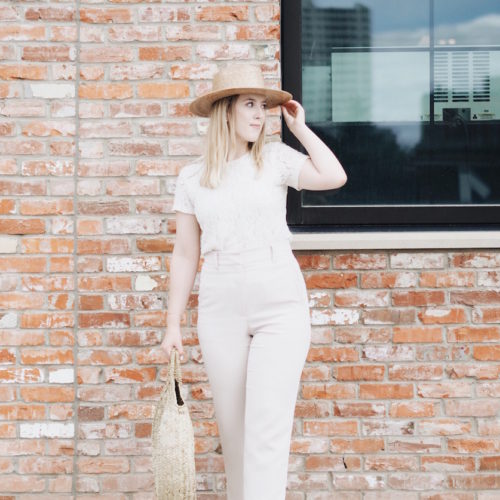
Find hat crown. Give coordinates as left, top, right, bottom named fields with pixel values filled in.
left=212, top=64, right=266, bottom=93
left=188, top=63, right=291, bottom=117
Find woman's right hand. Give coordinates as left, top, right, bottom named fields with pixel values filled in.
left=160, top=325, right=185, bottom=362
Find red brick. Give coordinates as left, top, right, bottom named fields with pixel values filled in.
left=451, top=252, right=500, bottom=268
left=21, top=349, right=73, bottom=365
left=79, top=295, right=104, bottom=310
left=0, top=25, right=45, bottom=41
left=388, top=363, right=443, bottom=380
left=473, top=345, right=500, bottom=361
left=334, top=253, right=386, bottom=269
left=0, top=219, right=45, bottom=234
left=335, top=290, right=389, bottom=307
left=136, top=238, right=174, bottom=253
left=334, top=365, right=385, bottom=381
left=448, top=326, right=500, bottom=343
left=421, top=456, right=474, bottom=473
left=479, top=456, right=500, bottom=470
left=226, top=24, right=280, bottom=41
left=166, top=25, right=221, bottom=42
left=420, top=271, right=474, bottom=287
left=20, top=199, right=73, bottom=216
left=255, top=5, right=281, bottom=22
left=25, top=7, right=74, bottom=22
left=361, top=271, right=417, bottom=288
left=393, top=326, right=442, bottom=343
left=21, top=238, right=73, bottom=254
left=389, top=401, right=436, bottom=418
left=449, top=438, right=500, bottom=453
left=307, top=347, right=358, bottom=362
left=20, top=386, right=74, bottom=403
left=418, top=308, right=467, bottom=324
left=0, top=257, right=46, bottom=273
left=446, top=363, right=500, bottom=380
left=451, top=291, right=500, bottom=305
left=332, top=402, right=385, bottom=418
left=0, top=65, right=47, bottom=80
left=79, top=83, right=132, bottom=100
left=365, top=455, right=419, bottom=471
left=472, top=307, right=500, bottom=323
left=447, top=473, right=500, bottom=489
left=359, top=383, right=413, bottom=399
left=80, top=8, right=131, bottom=24
left=195, top=6, right=248, bottom=22
left=22, top=46, right=73, bottom=62
left=77, top=239, right=129, bottom=255
left=139, top=46, right=191, bottom=62
left=302, top=384, right=356, bottom=400
left=303, top=420, right=357, bottom=436
left=305, top=272, right=357, bottom=289
left=79, top=313, right=130, bottom=329
left=330, top=438, right=385, bottom=453
left=393, top=291, right=446, bottom=307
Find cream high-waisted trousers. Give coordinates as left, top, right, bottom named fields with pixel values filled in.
left=197, top=240, right=311, bottom=500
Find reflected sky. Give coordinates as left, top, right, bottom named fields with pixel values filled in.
left=310, top=0, right=500, bottom=46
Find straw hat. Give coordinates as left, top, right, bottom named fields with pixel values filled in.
left=189, top=63, right=292, bottom=117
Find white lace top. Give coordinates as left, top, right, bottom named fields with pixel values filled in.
left=172, top=140, right=309, bottom=256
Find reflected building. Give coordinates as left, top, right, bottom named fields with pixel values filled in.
left=302, top=0, right=371, bottom=122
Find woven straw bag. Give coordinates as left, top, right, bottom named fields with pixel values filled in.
left=152, top=348, right=197, bottom=499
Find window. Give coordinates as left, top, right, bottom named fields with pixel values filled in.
left=282, top=0, right=500, bottom=229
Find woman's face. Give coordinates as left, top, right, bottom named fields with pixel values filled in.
left=230, top=93, right=267, bottom=146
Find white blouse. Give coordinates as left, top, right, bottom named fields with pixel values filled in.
left=172, top=140, right=309, bottom=256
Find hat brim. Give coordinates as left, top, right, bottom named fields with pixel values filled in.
left=189, top=87, right=292, bottom=117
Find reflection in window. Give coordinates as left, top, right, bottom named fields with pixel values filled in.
left=331, top=51, right=430, bottom=122
left=300, top=0, right=500, bottom=207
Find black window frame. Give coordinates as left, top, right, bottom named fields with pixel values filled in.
left=282, top=0, right=500, bottom=232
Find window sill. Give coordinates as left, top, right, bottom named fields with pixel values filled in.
left=290, top=231, right=500, bottom=251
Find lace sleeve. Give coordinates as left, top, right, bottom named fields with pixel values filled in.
left=273, top=141, right=309, bottom=191
left=172, top=168, right=195, bottom=214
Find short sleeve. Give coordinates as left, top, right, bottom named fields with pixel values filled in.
left=172, top=168, right=195, bottom=214
left=272, top=141, right=309, bottom=191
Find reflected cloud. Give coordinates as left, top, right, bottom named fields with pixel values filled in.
left=376, top=14, right=500, bottom=47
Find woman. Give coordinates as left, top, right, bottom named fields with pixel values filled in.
left=161, top=64, right=347, bottom=500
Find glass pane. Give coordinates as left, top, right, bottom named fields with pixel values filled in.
left=303, top=0, right=430, bottom=54
left=434, top=0, right=500, bottom=47
left=300, top=0, right=500, bottom=206
left=331, top=51, right=430, bottom=122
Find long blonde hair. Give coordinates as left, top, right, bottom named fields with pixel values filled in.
left=200, top=95, right=266, bottom=189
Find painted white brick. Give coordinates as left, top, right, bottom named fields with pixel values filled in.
left=0, top=312, right=16, bottom=328
left=29, top=83, right=75, bottom=99
left=135, top=275, right=158, bottom=291
left=311, top=308, right=359, bottom=326
left=106, top=217, right=161, bottom=234
left=49, top=368, right=74, bottom=384
left=107, top=256, right=161, bottom=273
left=0, top=237, right=17, bottom=253
left=20, top=422, right=74, bottom=438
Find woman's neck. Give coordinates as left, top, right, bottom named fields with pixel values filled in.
left=227, top=143, right=250, bottom=162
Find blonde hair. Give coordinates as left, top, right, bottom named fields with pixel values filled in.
left=200, top=95, right=266, bottom=189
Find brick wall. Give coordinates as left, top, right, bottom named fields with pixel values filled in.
left=1, top=1, right=499, bottom=498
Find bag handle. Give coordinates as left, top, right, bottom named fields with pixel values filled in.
left=169, top=348, right=185, bottom=407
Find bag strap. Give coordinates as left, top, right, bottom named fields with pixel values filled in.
left=169, top=347, right=181, bottom=385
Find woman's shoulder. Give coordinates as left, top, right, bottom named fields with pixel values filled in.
left=263, top=139, right=297, bottom=160
left=178, top=157, right=204, bottom=180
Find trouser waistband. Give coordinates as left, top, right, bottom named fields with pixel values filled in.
left=202, top=241, right=294, bottom=269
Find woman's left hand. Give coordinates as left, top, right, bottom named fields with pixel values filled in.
left=281, top=99, right=306, bottom=135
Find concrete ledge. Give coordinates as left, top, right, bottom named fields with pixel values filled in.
left=290, top=231, right=500, bottom=251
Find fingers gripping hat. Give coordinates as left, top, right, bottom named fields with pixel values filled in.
left=189, top=63, right=292, bottom=117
